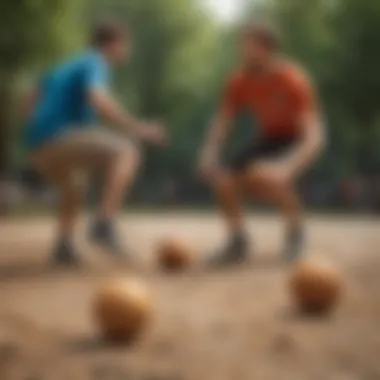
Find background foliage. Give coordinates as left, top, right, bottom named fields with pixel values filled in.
left=2, top=0, right=380, bottom=210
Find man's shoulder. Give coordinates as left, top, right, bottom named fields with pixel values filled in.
left=225, top=69, right=248, bottom=91
left=47, top=51, right=90, bottom=77
left=277, top=59, right=312, bottom=87
left=59, top=50, right=105, bottom=72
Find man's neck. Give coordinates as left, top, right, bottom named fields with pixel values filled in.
left=244, top=56, right=280, bottom=76
left=92, top=47, right=109, bottom=62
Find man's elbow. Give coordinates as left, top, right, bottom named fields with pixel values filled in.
left=305, top=115, right=326, bottom=154
left=315, top=119, right=327, bottom=153
left=88, top=90, right=102, bottom=111
left=89, top=87, right=113, bottom=112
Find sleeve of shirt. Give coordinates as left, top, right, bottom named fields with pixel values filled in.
left=84, top=55, right=109, bottom=91
left=220, top=75, right=244, bottom=117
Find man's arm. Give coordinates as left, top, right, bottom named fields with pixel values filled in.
left=89, top=88, right=141, bottom=136
left=88, top=86, right=165, bottom=145
left=86, top=57, right=165, bottom=145
left=284, top=70, right=326, bottom=176
left=199, top=75, right=242, bottom=175
left=201, top=109, right=233, bottom=159
left=286, top=112, right=326, bottom=176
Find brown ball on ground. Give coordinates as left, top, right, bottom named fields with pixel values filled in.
left=156, top=238, right=192, bottom=272
left=93, top=278, right=152, bottom=342
left=289, top=259, right=343, bottom=315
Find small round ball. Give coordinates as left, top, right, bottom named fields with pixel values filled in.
left=156, top=238, right=192, bottom=272
left=289, top=259, right=343, bottom=314
left=93, top=278, right=152, bottom=342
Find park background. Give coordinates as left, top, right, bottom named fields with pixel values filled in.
left=0, top=2, right=380, bottom=379
left=1, top=0, right=380, bottom=212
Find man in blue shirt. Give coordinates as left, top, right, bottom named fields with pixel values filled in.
left=25, top=21, right=166, bottom=266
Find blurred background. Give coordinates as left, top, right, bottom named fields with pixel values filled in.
left=1, top=0, right=380, bottom=214
left=1, top=3, right=380, bottom=379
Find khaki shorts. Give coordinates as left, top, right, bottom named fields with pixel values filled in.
left=30, top=129, right=137, bottom=196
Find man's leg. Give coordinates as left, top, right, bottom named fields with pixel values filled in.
left=207, top=136, right=306, bottom=267
left=58, top=129, right=143, bottom=256
left=90, top=141, right=141, bottom=255
left=211, top=170, right=245, bottom=233
left=243, top=168, right=305, bottom=261
left=32, top=129, right=142, bottom=260
left=206, top=141, right=275, bottom=267
left=99, top=144, right=141, bottom=220
left=274, top=183, right=304, bottom=261
left=55, top=170, right=84, bottom=239
left=208, top=169, right=250, bottom=267
left=30, top=152, right=84, bottom=265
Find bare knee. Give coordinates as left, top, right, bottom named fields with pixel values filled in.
left=211, top=170, right=240, bottom=195
left=59, top=173, right=86, bottom=210
left=273, top=183, right=300, bottom=209
left=242, top=170, right=289, bottom=201
left=113, top=143, right=142, bottom=173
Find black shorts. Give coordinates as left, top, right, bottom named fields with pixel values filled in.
left=228, top=136, right=299, bottom=172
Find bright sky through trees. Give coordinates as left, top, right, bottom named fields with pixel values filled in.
left=204, top=0, right=243, bottom=22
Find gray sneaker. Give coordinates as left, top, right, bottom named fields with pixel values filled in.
left=208, top=233, right=250, bottom=268
left=284, top=226, right=305, bottom=263
left=89, top=219, right=126, bottom=259
left=51, top=239, right=82, bottom=267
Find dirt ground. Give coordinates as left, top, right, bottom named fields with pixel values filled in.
left=0, top=212, right=379, bottom=380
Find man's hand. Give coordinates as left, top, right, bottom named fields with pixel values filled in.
left=198, top=109, right=233, bottom=181
left=89, top=89, right=168, bottom=146
left=138, top=122, right=168, bottom=146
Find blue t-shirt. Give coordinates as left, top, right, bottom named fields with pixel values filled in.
left=25, top=50, right=110, bottom=150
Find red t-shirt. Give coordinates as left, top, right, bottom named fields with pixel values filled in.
left=221, top=61, right=316, bottom=138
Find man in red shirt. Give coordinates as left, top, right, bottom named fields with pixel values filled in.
left=199, top=22, right=325, bottom=266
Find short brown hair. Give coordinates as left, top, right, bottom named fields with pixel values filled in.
left=241, top=22, right=280, bottom=51
left=91, top=20, right=127, bottom=48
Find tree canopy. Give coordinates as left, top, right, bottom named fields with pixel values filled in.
left=2, top=0, right=380, bottom=207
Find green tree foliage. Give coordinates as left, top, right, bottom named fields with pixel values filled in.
left=3, top=0, right=380, bottom=207
left=0, top=0, right=84, bottom=178
left=330, top=0, right=380, bottom=172
left=88, top=0, right=222, bottom=183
